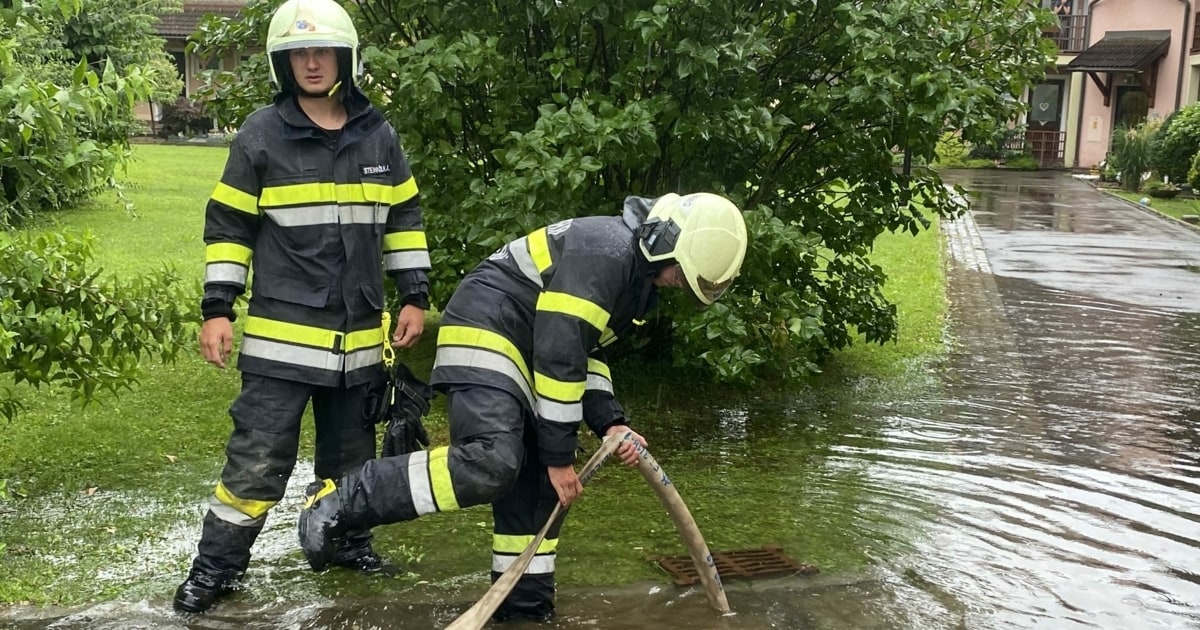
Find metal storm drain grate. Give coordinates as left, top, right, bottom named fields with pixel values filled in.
left=655, top=545, right=819, bottom=586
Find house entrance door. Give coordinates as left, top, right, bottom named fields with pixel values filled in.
left=1113, top=84, right=1149, bottom=130
left=1027, top=80, right=1065, bottom=165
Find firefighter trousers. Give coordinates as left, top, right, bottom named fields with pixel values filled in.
left=336, top=384, right=561, bottom=619
left=191, top=372, right=378, bottom=579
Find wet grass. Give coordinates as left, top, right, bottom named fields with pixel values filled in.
left=1105, top=189, right=1200, bottom=223
left=0, top=144, right=947, bottom=610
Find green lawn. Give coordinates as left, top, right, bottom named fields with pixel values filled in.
left=0, top=143, right=949, bottom=608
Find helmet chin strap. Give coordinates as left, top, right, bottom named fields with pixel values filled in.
left=294, top=80, right=342, bottom=100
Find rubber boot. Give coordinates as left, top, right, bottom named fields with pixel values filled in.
left=173, top=512, right=258, bottom=613
left=173, top=567, right=240, bottom=614
left=331, top=529, right=400, bottom=576
left=299, top=479, right=351, bottom=571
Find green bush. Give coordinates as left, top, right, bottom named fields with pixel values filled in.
left=0, top=1, right=158, bottom=225
left=0, top=231, right=198, bottom=420
left=1111, top=121, right=1160, bottom=192
left=1004, top=154, right=1039, bottom=171
left=1188, top=150, right=1200, bottom=191
left=934, top=132, right=970, bottom=167
left=1151, top=103, right=1200, bottom=184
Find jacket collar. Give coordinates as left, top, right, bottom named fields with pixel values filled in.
left=273, top=87, right=385, bottom=146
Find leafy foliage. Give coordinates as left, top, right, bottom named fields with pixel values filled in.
left=188, top=0, right=278, bottom=128
left=0, top=231, right=197, bottom=421
left=0, top=2, right=198, bottom=420
left=1111, top=121, right=1160, bottom=192
left=1151, top=103, right=1200, bottom=185
left=0, top=0, right=158, bottom=224
left=1190, top=151, right=1200, bottom=192
left=191, top=0, right=1054, bottom=383
left=157, top=96, right=211, bottom=138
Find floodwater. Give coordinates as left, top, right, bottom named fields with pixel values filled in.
left=4, top=170, right=1200, bottom=629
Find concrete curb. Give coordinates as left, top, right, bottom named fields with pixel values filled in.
left=1084, top=181, right=1200, bottom=235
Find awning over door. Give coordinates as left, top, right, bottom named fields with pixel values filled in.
left=1066, top=30, right=1170, bottom=106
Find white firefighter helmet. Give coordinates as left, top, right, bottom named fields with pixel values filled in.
left=266, top=0, right=359, bottom=89
left=639, top=192, right=748, bottom=305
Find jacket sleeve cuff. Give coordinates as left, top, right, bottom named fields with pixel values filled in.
left=390, top=270, right=430, bottom=309
left=200, top=298, right=237, bottom=322
left=539, top=448, right=577, bottom=467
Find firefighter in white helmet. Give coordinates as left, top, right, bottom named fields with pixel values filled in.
left=297, top=192, right=747, bottom=621
left=173, top=0, right=432, bottom=614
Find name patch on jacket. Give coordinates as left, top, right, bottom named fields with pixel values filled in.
left=361, top=164, right=391, bottom=176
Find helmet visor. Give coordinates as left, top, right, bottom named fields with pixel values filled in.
left=696, top=275, right=734, bottom=303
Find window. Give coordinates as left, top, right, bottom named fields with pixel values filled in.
left=195, top=53, right=223, bottom=74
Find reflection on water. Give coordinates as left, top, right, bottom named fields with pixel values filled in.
left=5, top=172, right=1200, bottom=629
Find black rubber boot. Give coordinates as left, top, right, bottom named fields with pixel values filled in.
left=173, top=567, right=239, bottom=614
left=299, top=479, right=351, bottom=571
left=329, top=528, right=399, bottom=576
left=333, top=549, right=400, bottom=576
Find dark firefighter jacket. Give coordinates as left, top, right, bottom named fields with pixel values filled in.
left=431, top=196, right=664, bottom=466
left=201, top=89, right=430, bottom=388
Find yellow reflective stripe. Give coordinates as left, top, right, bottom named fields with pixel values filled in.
left=438, top=325, right=532, bottom=387
left=345, top=326, right=385, bottom=352
left=244, top=316, right=382, bottom=352
left=260, top=179, right=420, bottom=207
left=259, top=182, right=335, bottom=207
left=205, top=242, right=253, bottom=265
left=393, top=177, right=419, bottom=204
left=211, top=182, right=259, bottom=215
left=599, top=328, right=617, bottom=346
left=244, top=316, right=337, bottom=348
left=362, top=178, right=418, bottom=205
left=214, top=481, right=276, bottom=519
left=586, top=358, right=611, bottom=380
left=528, top=228, right=552, bottom=272
left=536, top=292, right=610, bottom=332
left=427, top=446, right=460, bottom=512
left=493, top=533, right=558, bottom=554
left=383, top=231, right=428, bottom=252
left=535, top=370, right=585, bottom=402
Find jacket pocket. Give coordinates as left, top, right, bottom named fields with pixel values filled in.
left=253, top=272, right=331, bottom=308
left=358, top=282, right=384, bottom=310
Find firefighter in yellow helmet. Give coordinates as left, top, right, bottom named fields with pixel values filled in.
left=296, top=192, right=747, bottom=621
left=173, top=0, right=432, bottom=614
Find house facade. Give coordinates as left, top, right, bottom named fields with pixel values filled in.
left=1031, top=0, right=1198, bottom=169
left=134, top=0, right=251, bottom=128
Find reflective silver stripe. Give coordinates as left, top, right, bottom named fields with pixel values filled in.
left=385, top=250, right=432, bottom=271
left=536, top=398, right=581, bottom=424
left=339, top=204, right=381, bottom=225
left=205, top=262, right=247, bottom=285
left=241, top=336, right=343, bottom=371
left=345, top=346, right=382, bottom=373
left=585, top=373, right=613, bottom=394
left=507, top=236, right=544, bottom=287
left=407, top=450, right=437, bottom=516
left=435, top=346, right=534, bottom=407
left=546, top=219, right=572, bottom=236
left=492, top=553, right=556, bottom=574
left=263, top=205, right=337, bottom=227
left=207, top=498, right=265, bottom=527
left=262, top=204, right=384, bottom=227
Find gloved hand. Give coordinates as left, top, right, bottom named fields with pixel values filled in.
left=380, top=362, right=434, bottom=457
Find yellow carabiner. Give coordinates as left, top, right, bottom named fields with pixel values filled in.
left=381, top=311, right=396, bottom=369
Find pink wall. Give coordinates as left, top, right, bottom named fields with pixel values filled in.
left=1075, top=0, right=1191, bottom=168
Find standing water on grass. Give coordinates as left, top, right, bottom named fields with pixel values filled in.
left=3, top=170, right=1200, bottom=629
